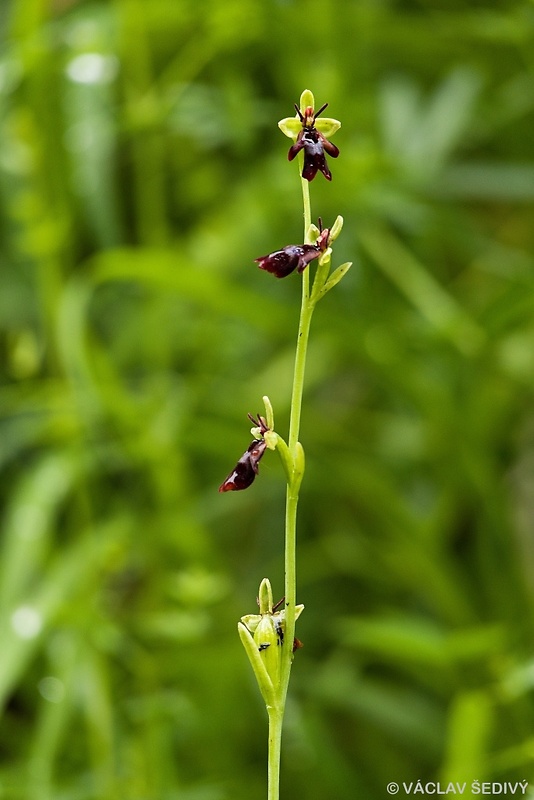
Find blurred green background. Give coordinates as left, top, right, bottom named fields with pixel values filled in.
left=1, top=0, right=534, bottom=797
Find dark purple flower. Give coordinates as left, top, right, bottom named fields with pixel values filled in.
left=255, top=244, right=321, bottom=278
left=287, top=104, right=340, bottom=181
left=255, top=224, right=330, bottom=279
left=218, top=438, right=267, bottom=492
left=219, top=414, right=269, bottom=492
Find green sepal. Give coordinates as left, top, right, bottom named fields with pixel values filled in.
left=315, top=118, right=341, bottom=137
left=238, top=622, right=276, bottom=706
left=254, top=615, right=281, bottom=687
left=258, top=577, right=274, bottom=615
left=278, top=117, right=301, bottom=140
left=299, top=88, right=315, bottom=110
left=240, top=613, right=261, bottom=634
left=307, top=222, right=321, bottom=244
left=278, top=114, right=341, bottom=142
left=262, top=395, right=275, bottom=431
left=329, top=215, right=344, bottom=243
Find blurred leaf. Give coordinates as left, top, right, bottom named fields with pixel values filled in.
left=380, top=68, right=482, bottom=177
left=359, top=222, right=485, bottom=354
left=440, top=690, right=493, bottom=784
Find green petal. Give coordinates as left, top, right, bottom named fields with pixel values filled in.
left=262, top=395, right=274, bottom=430
left=307, top=222, right=321, bottom=244
left=238, top=622, right=275, bottom=704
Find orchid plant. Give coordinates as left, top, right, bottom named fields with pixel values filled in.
left=219, top=89, right=351, bottom=800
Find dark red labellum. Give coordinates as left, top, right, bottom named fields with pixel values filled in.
left=218, top=438, right=267, bottom=492
left=255, top=244, right=321, bottom=278
left=218, top=413, right=270, bottom=492
left=288, top=102, right=339, bottom=181
left=255, top=222, right=331, bottom=279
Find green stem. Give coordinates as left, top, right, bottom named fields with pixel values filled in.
left=283, top=164, right=313, bottom=683
left=287, top=168, right=313, bottom=453
left=300, top=165, right=313, bottom=245
left=267, top=707, right=282, bottom=800
left=268, top=165, right=314, bottom=800
left=280, top=274, right=314, bottom=699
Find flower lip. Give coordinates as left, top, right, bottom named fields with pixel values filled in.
left=255, top=244, right=321, bottom=278
left=218, top=438, right=267, bottom=492
left=255, top=221, right=331, bottom=279
left=219, top=414, right=271, bottom=492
